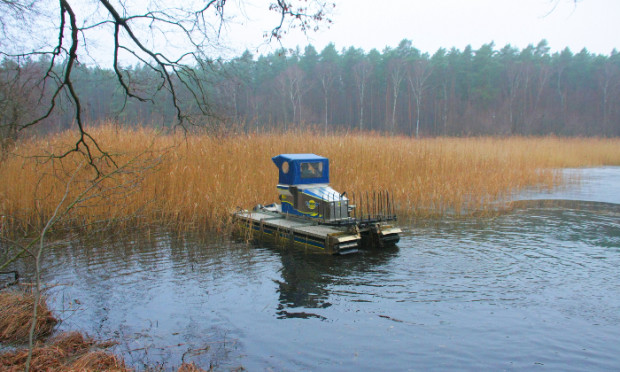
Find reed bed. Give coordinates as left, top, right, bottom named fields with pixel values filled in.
left=1, top=126, right=619, bottom=235
left=0, top=290, right=57, bottom=343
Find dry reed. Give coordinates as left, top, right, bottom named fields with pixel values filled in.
left=0, top=331, right=126, bottom=372
left=0, top=327, right=211, bottom=371
left=177, top=362, right=212, bottom=372
left=0, top=290, right=57, bottom=343
left=1, top=126, right=619, bottom=235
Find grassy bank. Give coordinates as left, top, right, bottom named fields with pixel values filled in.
left=0, top=290, right=57, bottom=343
left=0, top=290, right=213, bottom=371
left=1, top=126, right=619, bottom=235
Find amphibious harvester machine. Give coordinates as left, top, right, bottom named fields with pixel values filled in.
left=234, top=154, right=401, bottom=255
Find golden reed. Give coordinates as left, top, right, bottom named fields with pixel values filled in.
left=1, top=125, right=619, bottom=235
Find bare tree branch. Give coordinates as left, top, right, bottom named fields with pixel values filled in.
left=0, top=0, right=333, bottom=172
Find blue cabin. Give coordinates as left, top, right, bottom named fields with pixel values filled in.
left=272, top=154, right=348, bottom=220
left=272, top=153, right=330, bottom=185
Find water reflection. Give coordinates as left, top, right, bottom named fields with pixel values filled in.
left=273, top=248, right=333, bottom=319
left=516, top=166, right=620, bottom=205
left=261, top=242, right=399, bottom=319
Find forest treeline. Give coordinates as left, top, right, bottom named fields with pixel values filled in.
left=2, top=39, right=619, bottom=139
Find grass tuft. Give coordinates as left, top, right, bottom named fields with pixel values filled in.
left=0, top=290, right=57, bottom=343
left=0, top=331, right=126, bottom=372
left=177, top=362, right=213, bottom=372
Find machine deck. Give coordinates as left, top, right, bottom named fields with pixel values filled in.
left=235, top=210, right=361, bottom=254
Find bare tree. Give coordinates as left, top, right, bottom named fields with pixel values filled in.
left=0, top=145, right=162, bottom=371
left=0, top=0, right=333, bottom=169
left=387, top=58, right=405, bottom=134
left=277, top=64, right=305, bottom=128
left=406, top=59, right=432, bottom=138
left=0, top=59, right=43, bottom=152
left=353, top=60, right=371, bottom=131
left=504, top=61, right=522, bottom=134
left=597, top=60, right=620, bottom=135
left=316, top=61, right=337, bottom=133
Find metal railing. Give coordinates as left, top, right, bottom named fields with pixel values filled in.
left=350, top=191, right=397, bottom=225
left=318, top=190, right=397, bottom=226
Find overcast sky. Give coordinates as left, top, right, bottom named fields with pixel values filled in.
left=224, top=0, right=619, bottom=57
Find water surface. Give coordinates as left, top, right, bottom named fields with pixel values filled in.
left=33, top=167, right=620, bottom=370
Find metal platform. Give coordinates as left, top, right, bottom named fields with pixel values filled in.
left=235, top=209, right=361, bottom=255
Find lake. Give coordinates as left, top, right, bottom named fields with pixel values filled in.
left=34, top=167, right=620, bottom=370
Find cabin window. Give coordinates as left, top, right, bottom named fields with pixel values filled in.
left=282, top=161, right=289, bottom=174
left=300, top=162, right=323, bottom=179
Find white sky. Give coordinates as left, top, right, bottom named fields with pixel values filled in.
left=7, top=0, right=615, bottom=65
left=223, top=0, right=620, bottom=57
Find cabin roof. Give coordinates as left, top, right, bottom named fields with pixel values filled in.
left=272, top=153, right=326, bottom=163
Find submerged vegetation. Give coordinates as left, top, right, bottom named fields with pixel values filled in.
left=1, top=126, right=619, bottom=236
